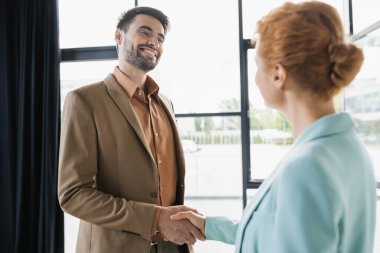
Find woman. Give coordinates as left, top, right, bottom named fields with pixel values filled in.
left=171, top=1, right=376, bottom=252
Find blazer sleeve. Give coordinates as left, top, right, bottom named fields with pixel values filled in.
left=205, top=216, right=239, bottom=245
left=272, top=157, right=341, bottom=253
left=58, top=91, right=156, bottom=241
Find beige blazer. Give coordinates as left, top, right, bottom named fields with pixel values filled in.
left=58, top=74, right=189, bottom=253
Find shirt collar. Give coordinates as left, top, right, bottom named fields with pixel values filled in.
left=294, top=112, right=356, bottom=145
left=145, top=75, right=160, bottom=100
left=112, top=66, right=160, bottom=102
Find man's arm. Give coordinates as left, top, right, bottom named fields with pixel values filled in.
left=58, top=91, right=156, bottom=241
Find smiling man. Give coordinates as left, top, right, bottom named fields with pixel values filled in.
left=58, top=7, right=203, bottom=253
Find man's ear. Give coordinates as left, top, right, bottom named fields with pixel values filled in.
left=115, top=29, right=122, bottom=44
left=273, top=63, right=286, bottom=90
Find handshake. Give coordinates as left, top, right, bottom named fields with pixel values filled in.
left=156, top=205, right=206, bottom=245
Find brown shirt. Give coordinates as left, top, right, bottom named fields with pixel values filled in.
left=113, top=67, right=178, bottom=232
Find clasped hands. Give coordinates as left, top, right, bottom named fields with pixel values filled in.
left=157, top=205, right=206, bottom=245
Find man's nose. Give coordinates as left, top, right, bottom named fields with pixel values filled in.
left=147, top=37, right=159, bottom=48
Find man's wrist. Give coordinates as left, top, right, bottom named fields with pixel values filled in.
left=151, top=206, right=161, bottom=234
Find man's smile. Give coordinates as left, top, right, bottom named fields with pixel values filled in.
left=139, top=45, right=158, bottom=59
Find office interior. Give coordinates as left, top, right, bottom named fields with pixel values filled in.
left=1, top=0, right=379, bottom=252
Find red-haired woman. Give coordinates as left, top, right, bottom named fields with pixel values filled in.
left=172, top=2, right=376, bottom=252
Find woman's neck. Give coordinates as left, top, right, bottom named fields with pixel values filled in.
left=282, top=94, right=336, bottom=138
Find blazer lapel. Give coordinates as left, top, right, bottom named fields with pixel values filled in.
left=235, top=170, right=278, bottom=253
left=103, top=74, right=156, bottom=164
left=235, top=145, right=297, bottom=253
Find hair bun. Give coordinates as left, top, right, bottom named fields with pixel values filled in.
left=328, top=42, right=364, bottom=88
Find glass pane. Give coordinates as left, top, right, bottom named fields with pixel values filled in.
left=178, top=116, right=242, bottom=253
left=139, top=0, right=240, bottom=114
left=60, top=60, right=118, bottom=109
left=177, top=117, right=242, bottom=197
left=355, top=25, right=380, bottom=48
left=185, top=198, right=240, bottom=253
left=344, top=43, right=380, bottom=182
left=247, top=49, right=293, bottom=180
left=242, top=0, right=345, bottom=39
left=64, top=214, right=79, bottom=253
left=58, top=0, right=135, bottom=48
left=352, top=0, right=380, bottom=33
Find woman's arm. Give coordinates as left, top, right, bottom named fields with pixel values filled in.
left=171, top=212, right=239, bottom=245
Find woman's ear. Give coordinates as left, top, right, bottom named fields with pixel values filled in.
left=273, top=63, right=286, bottom=90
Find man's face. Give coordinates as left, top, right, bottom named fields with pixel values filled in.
left=117, top=14, right=165, bottom=72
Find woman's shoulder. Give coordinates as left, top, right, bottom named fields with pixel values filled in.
left=276, top=143, right=341, bottom=190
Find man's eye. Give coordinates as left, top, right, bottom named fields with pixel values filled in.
left=140, top=30, right=150, bottom=36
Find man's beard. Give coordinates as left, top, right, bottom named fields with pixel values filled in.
left=124, top=41, right=160, bottom=72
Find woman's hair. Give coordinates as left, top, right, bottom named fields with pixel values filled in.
left=256, top=1, right=364, bottom=100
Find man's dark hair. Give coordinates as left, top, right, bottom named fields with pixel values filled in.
left=117, top=7, right=170, bottom=34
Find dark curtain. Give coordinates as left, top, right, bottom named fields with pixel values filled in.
left=0, top=0, right=64, bottom=252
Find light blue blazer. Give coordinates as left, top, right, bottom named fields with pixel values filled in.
left=205, top=113, right=376, bottom=253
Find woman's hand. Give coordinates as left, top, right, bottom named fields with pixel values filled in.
left=170, top=211, right=206, bottom=238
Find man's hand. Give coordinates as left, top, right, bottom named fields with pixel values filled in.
left=157, top=205, right=206, bottom=245
left=170, top=210, right=206, bottom=236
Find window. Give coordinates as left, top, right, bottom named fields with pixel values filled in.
left=349, top=26, right=380, bottom=183
left=140, top=0, right=241, bottom=114
left=352, top=0, right=380, bottom=33
left=59, top=0, right=135, bottom=48
left=349, top=15, right=380, bottom=253
left=177, top=117, right=242, bottom=196
left=60, top=60, right=118, bottom=108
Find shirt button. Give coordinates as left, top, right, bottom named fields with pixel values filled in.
left=158, top=159, right=162, bottom=164
left=138, top=90, right=143, bottom=96
left=155, top=132, right=159, bottom=137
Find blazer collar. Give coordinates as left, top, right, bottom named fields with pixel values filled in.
left=113, top=67, right=161, bottom=102
left=294, top=112, right=355, bottom=145
left=103, top=73, right=156, bottom=164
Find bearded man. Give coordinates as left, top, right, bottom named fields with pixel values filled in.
left=58, top=7, right=204, bottom=253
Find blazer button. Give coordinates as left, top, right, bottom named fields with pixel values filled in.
left=150, top=192, right=158, bottom=198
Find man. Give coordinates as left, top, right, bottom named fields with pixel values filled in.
left=58, top=7, right=204, bottom=253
